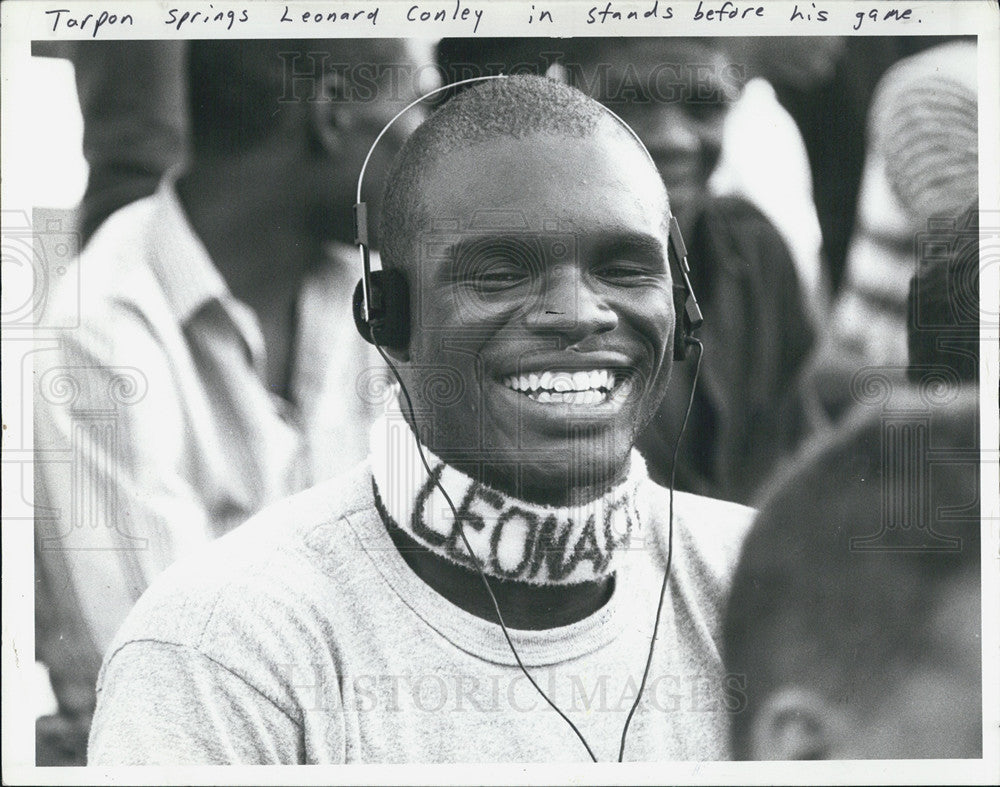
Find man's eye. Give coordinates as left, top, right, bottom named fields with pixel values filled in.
left=462, top=261, right=530, bottom=290
left=596, top=262, right=661, bottom=283
left=477, top=271, right=524, bottom=285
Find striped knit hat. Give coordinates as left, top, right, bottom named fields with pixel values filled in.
left=871, top=40, right=978, bottom=221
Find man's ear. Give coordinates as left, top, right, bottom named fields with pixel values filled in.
left=309, top=70, right=350, bottom=155
left=747, top=687, right=840, bottom=760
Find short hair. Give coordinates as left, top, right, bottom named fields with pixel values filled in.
left=378, top=74, right=659, bottom=270
left=723, top=391, right=981, bottom=758
left=908, top=203, right=980, bottom=385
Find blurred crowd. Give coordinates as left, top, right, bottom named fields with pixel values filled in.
left=32, top=35, right=981, bottom=764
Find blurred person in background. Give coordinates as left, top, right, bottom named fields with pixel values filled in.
left=564, top=37, right=815, bottom=505
left=709, top=37, right=840, bottom=326
left=71, top=41, right=189, bottom=245
left=30, top=40, right=189, bottom=247
left=723, top=391, right=981, bottom=759
left=746, top=36, right=960, bottom=295
left=30, top=38, right=189, bottom=766
left=34, top=38, right=429, bottom=763
left=797, top=40, right=978, bottom=430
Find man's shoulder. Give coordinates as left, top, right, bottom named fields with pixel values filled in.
left=47, top=196, right=164, bottom=331
left=104, top=463, right=377, bottom=658
left=645, top=481, right=755, bottom=530
left=643, top=483, right=754, bottom=587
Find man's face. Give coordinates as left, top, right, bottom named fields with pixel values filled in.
left=577, top=40, right=738, bottom=225
left=399, top=128, right=674, bottom=502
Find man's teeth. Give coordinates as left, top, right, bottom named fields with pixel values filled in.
left=534, top=389, right=605, bottom=405
left=502, top=370, right=628, bottom=404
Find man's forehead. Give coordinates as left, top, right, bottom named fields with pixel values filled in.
left=419, top=127, right=660, bottom=196
left=407, top=129, right=668, bottom=247
left=419, top=212, right=666, bottom=240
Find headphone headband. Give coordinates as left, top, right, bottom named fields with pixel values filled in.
left=353, top=73, right=702, bottom=357
left=354, top=75, right=510, bottom=323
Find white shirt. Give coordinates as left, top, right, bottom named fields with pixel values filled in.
left=34, top=180, right=379, bottom=661
left=89, top=462, right=754, bottom=764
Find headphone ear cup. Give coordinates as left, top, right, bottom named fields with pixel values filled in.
left=352, top=278, right=375, bottom=345
left=352, top=270, right=411, bottom=350
left=672, top=283, right=690, bottom=361
left=372, top=269, right=410, bottom=349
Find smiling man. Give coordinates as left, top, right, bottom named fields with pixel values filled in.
left=88, top=75, right=754, bottom=765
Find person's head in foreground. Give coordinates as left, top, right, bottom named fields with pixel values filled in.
left=723, top=391, right=982, bottom=759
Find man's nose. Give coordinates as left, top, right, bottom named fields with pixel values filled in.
left=524, top=266, right=619, bottom=341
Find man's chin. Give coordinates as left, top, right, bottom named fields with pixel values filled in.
left=518, top=452, right=633, bottom=506
left=466, top=435, right=634, bottom=505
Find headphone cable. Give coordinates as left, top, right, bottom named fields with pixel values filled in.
left=372, top=336, right=703, bottom=762
left=617, top=337, right=703, bottom=761
left=372, top=342, right=600, bottom=762
left=356, top=70, right=705, bottom=764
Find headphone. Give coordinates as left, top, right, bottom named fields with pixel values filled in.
left=352, top=77, right=703, bottom=362
left=351, top=75, right=705, bottom=763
